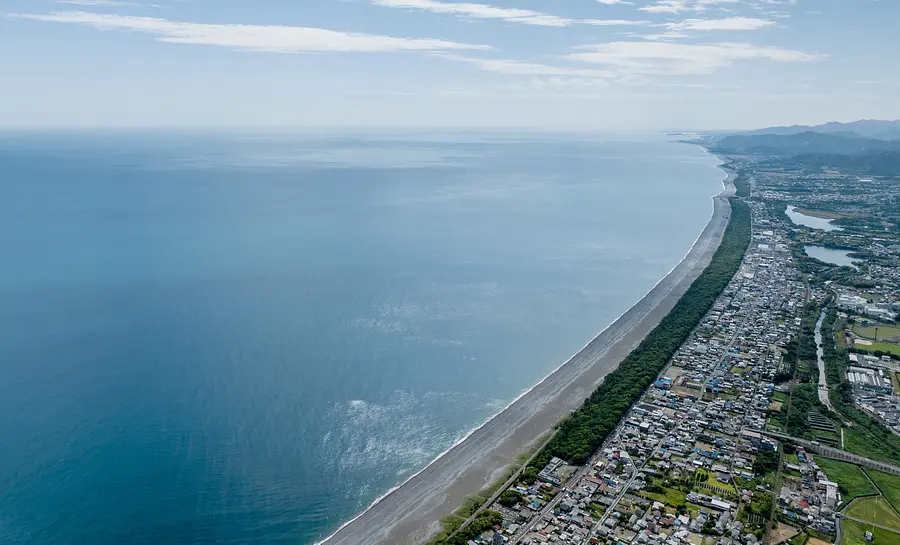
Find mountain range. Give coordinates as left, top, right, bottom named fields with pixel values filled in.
left=709, top=120, right=900, bottom=176
left=743, top=119, right=900, bottom=140
left=713, top=131, right=900, bottom=156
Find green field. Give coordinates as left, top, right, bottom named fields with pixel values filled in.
left=866, top=470, right=900, bottom=515
left=853, top=324, right=900, bottom=341
left=844, top=427, right=900, bottom=462
left=815, top=458, right=877, bottom=503
left=640, top=487, right=687, bottom=509
left=842, top=519, right=900, bottom=545
left=846, top=497, right=900, bottom=530
left=860, top=341, right=900, bottom=357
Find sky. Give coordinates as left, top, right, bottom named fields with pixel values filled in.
left=1, top=0, right=899, bottom=130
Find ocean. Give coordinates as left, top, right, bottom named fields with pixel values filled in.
left=0, top=131, right=724, bottom=544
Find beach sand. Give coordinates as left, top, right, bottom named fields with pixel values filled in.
left=320, top=170, right=736, bottom=545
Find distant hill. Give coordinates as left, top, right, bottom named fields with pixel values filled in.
left=778, top=150, right=900, bottom=176
left=743, top=119, right=900, bottom=140
left=713, top=131, right=900, bottom=156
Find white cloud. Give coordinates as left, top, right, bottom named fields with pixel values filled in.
left=7, top=11, right=490, bottom=52
left=568, top=41, right=821, bottom=76
left=639, top=0, right=763, bottom=13
left=372, top=0, right=648, bottom=27
left=639, top=0, right=690, bottom=13
left=57, top=0, right=139, bottom=5
left=664, top=16, right=776, bottom=31
left=436, top=54, right=617, bottom=77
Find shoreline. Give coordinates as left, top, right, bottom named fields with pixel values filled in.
left=319, top=156, right=736, bottom=545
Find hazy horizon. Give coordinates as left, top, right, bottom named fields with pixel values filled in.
left=2, top=0, right=899, bottom=130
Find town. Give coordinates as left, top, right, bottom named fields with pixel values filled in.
left=445, top=143, right=900, bottom=545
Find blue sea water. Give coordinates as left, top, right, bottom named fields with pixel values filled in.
left=0, top=132, right=724, bottom=544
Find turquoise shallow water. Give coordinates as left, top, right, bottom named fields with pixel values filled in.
left=0, top=132, right=723, bottom=544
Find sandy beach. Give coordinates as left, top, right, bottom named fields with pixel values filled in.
left=320, top=166, right=736, bottom=545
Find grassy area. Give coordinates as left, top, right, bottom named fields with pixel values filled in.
left=865, top=469, right=900, bottom=516
left=841, top=519, right=900, bottom=545
left=852, top=323, right=900, bottom=341
left=640, top=487, right=688, bottom=508
left=698, top=470, right=738, bottom=494
left=845, top=497, right=900, bottom=530
left=844, top=427, right=900, bottom=462
left=814, top=458, right=877, bottom=503
left=859, top=341, right=900, bottom=357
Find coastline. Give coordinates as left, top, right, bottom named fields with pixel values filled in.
left=319, top=158, right=737, bottom=545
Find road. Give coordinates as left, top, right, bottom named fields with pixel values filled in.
left=506, top=416, right=631, bottom=543
left=765, top=443, right=785, bottom=545
left=448, top=432, right=556, bottom=541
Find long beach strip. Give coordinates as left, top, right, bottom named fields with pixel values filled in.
left=319, top=162, right=737, bottom=545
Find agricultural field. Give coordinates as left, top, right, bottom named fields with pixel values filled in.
left=865, top=470, right=900, bottom=515
left=841, top=519, right=900, bottom=545
left=770, top=523, right=801, bottom=544
left=814, top=457, right=877, bottom=503
left=845, top=497, right=900, bottom=530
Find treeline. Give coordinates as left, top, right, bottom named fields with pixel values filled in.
left=528, top=198, right=751, bottom=469
left=795, top=306, right=821, bottom=384
left=777, top=383, right=822, bottom=437
left=775, top=301, right=819, bottom=385
left=733, top=169, right=751, bottom=197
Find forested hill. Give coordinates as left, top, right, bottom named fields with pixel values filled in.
left=743, top=119, right=900, bottom=140
left=775, top=150, right=900, bottom=176
left=712, top=131, right=900, bottom=156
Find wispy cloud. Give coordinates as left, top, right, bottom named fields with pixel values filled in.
left=568, top=41, right=821, bottom=76
left=371, top=0, right=649, bottom=27
left=57, top=0, right=139, bottom=5
left=639, top=0, right=797, bottom=14
left=663, top=16, right=776, bottom=31
left=436, top=54, right=617, bottom=77
left=7, top=11, right=490, bottom=52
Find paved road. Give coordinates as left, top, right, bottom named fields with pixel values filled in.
left=449, top=432, right=556, bottom=541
